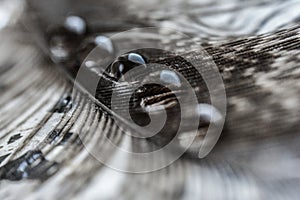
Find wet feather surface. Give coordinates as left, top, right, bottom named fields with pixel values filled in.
left=0, top=0, right=300, bottom=199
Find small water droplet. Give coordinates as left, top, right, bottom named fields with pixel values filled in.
left=50, top=39, right=70, bottom=62
left=47, top=129, right=61, bottom=144
left=7, top=133, right=22, bottom=144
left=0, top=150, right=58, bottom=181
left=50, top=94, right=72, bottom=113
left=110, top=53, right=147, bottom=80
left=64, top=15, right=86, bottom=35
left=58, top=131, right=73, bottom=145
left=58, top=132, right=81, bottom=145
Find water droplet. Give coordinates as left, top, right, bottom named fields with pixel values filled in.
left=128, top=53, right=146, bottom=65
left=0, top=150, right=58, bottom=181
left=47, top=129, right=61, bottom=144
left=197, top=103, right=223, bottom=124
left=110, top=53, right=147, bottom=80
left=160, top=70, right=181, bottom=87
left=94, top=36, right=114, bottom=53
left=128, top=71, right=181, bottom=129
left=50, top=39, right=70, bottom=62
left=77, top=35, right=114, bottom=69
left=48, top=27, right=81, bottom=63
left=64, top=15, right=86, bottom=35
left=7, top=133, right=22, bottom=144
left=135, top=69, right=182, bottom=114
left=50, top=94, right=72, bottom=113
left=175, top=103, right=223, bottom=154
left=59, top=132, right=75, bottom=145
left=58, top=132, right=81, bottom=145
left=85, top=60, right=97, bottom=68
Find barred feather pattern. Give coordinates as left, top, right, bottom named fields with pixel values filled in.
left=0, top=0, right=300, bottom=199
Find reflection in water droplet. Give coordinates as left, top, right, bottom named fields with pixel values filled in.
left=48, top=27, right=81, bottom=63
left=176, top=104, right=223, bottom=154
left=7, top=133, right=22, bottom=144
left=110, top=53, right=147, bottom=80
left=85, top=60, right=97, bottom=68
left=94, top=36, right=114, bottom=53
left=136, top=69, right=183, bottom=114
left=64, top=15, right=86, bottom=35
left=50, top=44, right=69, bottom=61
left=50, top=94, right=72, bottom=113
left=128, top=53, right=146, bottom=65
left=0, top=150, right=58, bottom=181
left=197, top=103, right=223, bottom=124
left=58, top=132, right=81, bottom=145
left=160, top=70, right=181, bottom=87
left=79, top=36, right=114, bottom=70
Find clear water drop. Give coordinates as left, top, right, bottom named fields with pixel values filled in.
left=64, top=15, right=86, bottom=35
left=78, top=35, right=114, bottom=68
left=48, top=27, right=81, bottom=63
left=110, top=53, right=147, bottom=80
left=128, top=53, right=146, bottom=65
left=85, top=60, right=97, bottom=68
left=160, top=70, right=181, bottom=87
left=197, top=103, right=223, bottom=124
left=94, top=36, right=114, bottom=53
left=50, top=44, right=69, bottom=62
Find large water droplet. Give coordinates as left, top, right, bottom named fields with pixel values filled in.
left=64, top=15, right=86, bottom=35
left=78, top=35, right=114, bottom=69
left=128, top=53, right=146, bottom=65
left=49, top=36, right=70, bottom=62
left=177, top=104, right=223, bottom=154
left=94, top=36, right=114, bottom=53
left=110, top=53, right=147, bottom=80
left=48, top=27, right=81, bottom=63
left=160, top=70, right=181, bottom=87
left=197, top=103, right=223, bottom=124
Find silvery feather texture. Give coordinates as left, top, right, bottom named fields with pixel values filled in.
left=0, top=0, right=300, bottom=199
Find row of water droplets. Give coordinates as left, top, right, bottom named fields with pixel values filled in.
left=47, top=15, right=224, bottom=154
